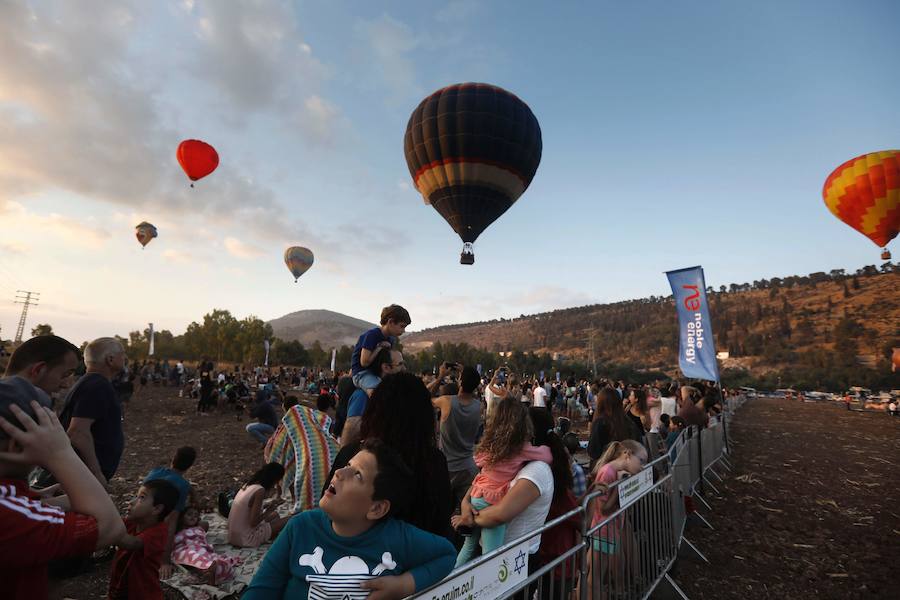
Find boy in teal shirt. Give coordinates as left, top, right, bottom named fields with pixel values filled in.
left=244, top=440, right=454, bottom=599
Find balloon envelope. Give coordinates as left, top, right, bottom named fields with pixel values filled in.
left=403, top=83, right=542, bottom=246
left=823, top=150, right=899, bottom=249
left=284, top=246, right=314, bottom=281
left=177, top=139, right=219, bottom=183
left=135, top=221, right=158, bottom=248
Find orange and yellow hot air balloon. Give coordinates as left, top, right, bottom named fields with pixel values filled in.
left=823, top=150, right=899, bottom=260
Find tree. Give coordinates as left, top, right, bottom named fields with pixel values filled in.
left=31, top=324, right=53, bottom=337
left=851, top=276, right=860, bottom=290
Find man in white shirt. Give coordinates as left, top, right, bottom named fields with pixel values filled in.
left=532, top=382, right=548, bottom=409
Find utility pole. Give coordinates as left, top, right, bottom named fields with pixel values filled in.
left=582, top=323, right=597, bottom=377
left=14, top=291, right=39, bottom=343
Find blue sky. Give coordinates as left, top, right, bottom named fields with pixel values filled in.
left=0, top=0, right=898, bottom=344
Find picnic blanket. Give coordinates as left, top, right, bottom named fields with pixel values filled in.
left=264, top=404, right=339, bottom=513
left=162, top=511, right=283, bottom=600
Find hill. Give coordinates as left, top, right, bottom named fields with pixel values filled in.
left=403, top=266, right=899, bottom=389
left=268, top=309, right=374, bottom=349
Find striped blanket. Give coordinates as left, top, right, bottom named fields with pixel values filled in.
left=264, top=404, right=339, bottom=512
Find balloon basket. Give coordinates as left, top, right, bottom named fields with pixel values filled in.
left=881, top=248, right=891, bottom=261
left=460, top=243, right=475, bottom=265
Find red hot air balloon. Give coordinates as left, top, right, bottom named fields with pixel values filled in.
left=176, top=140, right=219, bottom=187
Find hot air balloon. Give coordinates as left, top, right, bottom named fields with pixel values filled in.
left=176, top=139, right=219, bottom=187
left=823, top=150, right=899, bottom=260
left=135, top=222, right=158, bottom=249
left=404, top=83, right=542, bottom=264
left=284, top=246, right=314, bottom=282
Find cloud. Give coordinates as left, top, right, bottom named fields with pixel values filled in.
left=435, top=1, right=481, bottom=22
left=0, top=241, right=27, bottom=255
left=294, top=95, right=343, bottom=145
left=186, top=1, right=329, bottom=115
left=162, top=249, right=192, bottom=264
left=0, top=0, right=342, bottom=261
left=356, top=14, right=421, bottom=101
left=223, top=237, right=264, bottom=259
left=1, top=201, right=110, bottom=249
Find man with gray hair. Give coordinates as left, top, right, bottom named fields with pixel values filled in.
left=54, top=337, right=127, bottom=488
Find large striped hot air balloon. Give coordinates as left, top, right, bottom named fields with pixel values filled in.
left=284, top=246, right=314, bottom=282
left=404, top=83, right=542, bottom=264
left=823, top=150, right=899, bottom=260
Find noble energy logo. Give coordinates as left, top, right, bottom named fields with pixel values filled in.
left=498, top=559, right=509, bottom=583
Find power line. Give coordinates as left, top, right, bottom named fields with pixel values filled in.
left=14, top=291, right=40, bottom=343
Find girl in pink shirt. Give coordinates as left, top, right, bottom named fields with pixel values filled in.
left=455, top=397, right=551, bottom=567
left=586, top=439, right=647, bottom=596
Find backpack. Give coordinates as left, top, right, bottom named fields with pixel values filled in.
left=217, top=489, right=237, bottom=518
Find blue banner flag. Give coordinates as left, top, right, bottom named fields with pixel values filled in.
left=666, top=266, right=719, bottom=381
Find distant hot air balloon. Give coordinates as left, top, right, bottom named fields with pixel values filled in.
left=284, top=246, right=314, bottom=282
left=176, top=139, right=219, bottom=187
left=823, top=150, right=899, bottom=260
left=404, top=83, right=542, bottom=264
left=135, top=221, right=158, bottom=249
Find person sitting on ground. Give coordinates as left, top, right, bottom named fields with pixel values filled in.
left=244, top=440, right=456, bottom=600
left=171, top=506, right=241, bottom=586
left=246, top=391, right=280, bottom=446
left=453, top=397, right=552, bottom=567
left=143, top=446, right=197, bottom=580
left=108, top=479, right=180, bottom=600
left=264, top=395, right=338, bottom=512
left=3, top=334, right=80, bottom=398
left=340, top=349, right=404, bottom=449
left=324, top=372, right=454, bottom=539
left=0, top=379, right=126, bottom=600
left=350, top=304, right=410, bottom=395
left=228, top=463, right=290, bottom=548
left=316, top=393, right=335, bottom=421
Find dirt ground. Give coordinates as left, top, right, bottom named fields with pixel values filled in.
left=51, top=385, right=270, bottom=600
left=51, top=390, right=899, bottom=599
left=678, top=397, right=900, bottom=600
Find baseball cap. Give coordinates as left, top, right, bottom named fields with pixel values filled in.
left=0, top=376, right=51, bottom=433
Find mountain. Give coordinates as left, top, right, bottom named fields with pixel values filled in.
left=403, top=266, right=899, bottom=383
left=268, top=309, right=374, bottom=349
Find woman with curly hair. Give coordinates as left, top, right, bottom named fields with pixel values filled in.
left=321, top=371, right=454, bottom=538
left=451, top=397, right=551, bottom=566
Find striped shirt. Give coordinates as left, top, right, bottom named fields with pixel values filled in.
left=0, top=479, right=99, bottom=600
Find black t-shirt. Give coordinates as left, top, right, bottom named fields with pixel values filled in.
left=332, top=376, right=356, bottom=438
left=587, top=416, right=643, bottom=464
left=249, top=401, right=279, bottom=428
left=324, top=441, right=454, bottom=540
left=59, top=373, right=124, bottom=480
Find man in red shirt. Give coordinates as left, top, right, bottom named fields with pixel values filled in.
left=0, top=377, right=126, bottom=600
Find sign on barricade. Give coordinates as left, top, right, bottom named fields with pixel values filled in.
left=618, top=466, right=654, bottom=508
left=414, top=540, right=531, bottom=600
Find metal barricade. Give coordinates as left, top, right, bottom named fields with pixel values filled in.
left=411, top=503, right=587, bottom=600
left=579, top=452, right=677, bottom=600
left=411, top=394, right=750, bottom=600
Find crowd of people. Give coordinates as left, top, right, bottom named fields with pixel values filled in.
left=0, top=303, right=731, bottom=600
